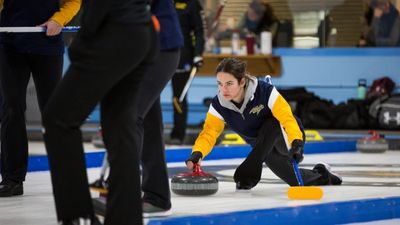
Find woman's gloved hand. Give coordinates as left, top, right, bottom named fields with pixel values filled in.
left=289, top=139, right=304, bottom=163
left=185, top=151, right=203, bottom=170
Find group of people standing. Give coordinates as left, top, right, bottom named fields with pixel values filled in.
left=0, top=0, right=204, bottom=224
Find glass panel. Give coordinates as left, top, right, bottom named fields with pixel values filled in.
left=204, top=0, right=400, bottom=49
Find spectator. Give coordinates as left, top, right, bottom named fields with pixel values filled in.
left=358, top=2, right=374, bottom=47
left=361, top=0, right=400, bottom=47
left=216, top=0, right=280, bottom=46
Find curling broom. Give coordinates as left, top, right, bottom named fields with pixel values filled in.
left=0, top=26, right=79, bottom=33
left=287, top=159, right=323, bottom=200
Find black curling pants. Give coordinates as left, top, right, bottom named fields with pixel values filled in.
left=233, top=117, right=327, bottom=188
left=136, top=49, right=180, bottom=210
left=170, top=71, right=189, bottom=142
left=42, top=22, right=158, bottom=225
left=0, top=50, right=62, bottom=183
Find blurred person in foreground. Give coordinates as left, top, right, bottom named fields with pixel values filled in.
left=42, top=0, right=158, bottom=224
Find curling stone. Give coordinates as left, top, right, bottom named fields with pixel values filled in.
left=171, top=164, right=218, bottom=196
left=356, top=130, right=388, bottom=153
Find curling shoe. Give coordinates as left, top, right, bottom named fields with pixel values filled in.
left=235, top=182, right=253, bottom=193
left=143, top=202, right=172, bottom=218
left=313, top=163, right=342, bottom=185
left=0, top=180, right=23, bottom=197
left=59, top=215, right=102, bottom=225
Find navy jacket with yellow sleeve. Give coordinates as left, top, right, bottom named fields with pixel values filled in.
left=0, top=0, right=80, bottom=55
left=192, top=76, right=304, bottom=158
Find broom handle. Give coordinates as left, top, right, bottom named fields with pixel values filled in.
left=178, top=66, right=197, bottom=102
left=207, top=0, right=227, bottom=39
left=99, top=152, right=109, bottom=180
left=0, top=26, right=80, bottom=33
left=292, top=160, right=304, bottom=186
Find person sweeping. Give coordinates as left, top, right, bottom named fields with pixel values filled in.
left=185, top=58, right=342, bottom=190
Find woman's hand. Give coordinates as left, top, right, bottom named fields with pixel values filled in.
left=185, top=151, right=203, bottom=170
left=289, top=139, right=304, bottom=163
left=38, top=20, right=63, bottom=36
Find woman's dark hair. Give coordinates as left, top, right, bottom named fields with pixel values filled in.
left=215, top=58, right=251, bottom=82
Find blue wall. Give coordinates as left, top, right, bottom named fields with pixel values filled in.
left=63, top=47, right=400, bottom=124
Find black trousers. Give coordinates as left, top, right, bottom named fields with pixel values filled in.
left=136, top=49, right=180, bottom=210
left=42, top=22, right=158, bottom=225
left=234, top=117, right=325, bottom=188
left=170, top=71, right=189, bottom=141
left=0, top=50, right=62, bottom=183
left=0, top=86, right=3, bottom=121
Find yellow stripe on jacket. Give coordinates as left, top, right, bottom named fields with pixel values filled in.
left=268, top=87, right=303, bottom=147
left=192, top=111, right=225, bottom=158
left=0, top=0, right=3, bottom=10
left=50, top=0, right=81, bottom=26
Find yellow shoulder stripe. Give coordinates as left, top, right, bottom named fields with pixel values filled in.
left=192, top=112, right=225, bottom=158
left=271, top=95, right=303, bottom=146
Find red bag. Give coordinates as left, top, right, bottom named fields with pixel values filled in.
left=366, top=76, right=396, bottom=99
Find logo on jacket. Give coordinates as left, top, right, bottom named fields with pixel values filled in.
left=175, top=2, right=187, bottom=9
left=250, top=104, right=264, bottom=116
